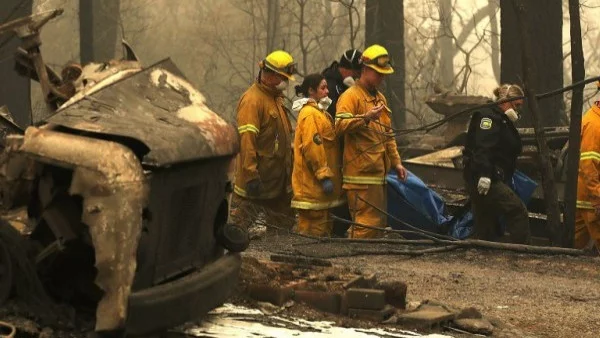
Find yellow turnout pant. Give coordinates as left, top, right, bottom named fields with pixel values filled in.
left=296, top=209, right=332, bottom=237
left=346, top=184, right=386, bottom=238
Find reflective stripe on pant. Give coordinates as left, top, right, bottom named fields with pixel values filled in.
left=296, top=209, right=332, bottom=237
left=574, top=209, right=600, bottom=252
left=346, top=184, right=386, bottom=239
left=467, top=180, right=531, bottom=244
left=230, top=192, right=293, bottom=230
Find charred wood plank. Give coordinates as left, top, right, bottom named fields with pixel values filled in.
left=269, top=254, right=332, bottom=267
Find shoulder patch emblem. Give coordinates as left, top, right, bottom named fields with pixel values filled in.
left=480, top=117, right=493, bottom=130
left=313, top=133, right=323, bottom=145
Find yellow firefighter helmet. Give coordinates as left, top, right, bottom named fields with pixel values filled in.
left=260, top=50, right=297, bottom=81
left=361, top=44, right=394, bottom=75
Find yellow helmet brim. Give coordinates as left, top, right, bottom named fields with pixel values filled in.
left=277, top=71, right=296, bottom=81
left=262, top=62, right=296, bottom=81
left=365, top=63, right=394, bottom=75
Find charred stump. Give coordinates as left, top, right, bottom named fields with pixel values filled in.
left=511, top=0, right=562, bottom=245
left=562, top=0, right=585, bottom=248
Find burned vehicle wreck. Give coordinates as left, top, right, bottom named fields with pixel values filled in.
left=0, top=9, right=248, bottom=336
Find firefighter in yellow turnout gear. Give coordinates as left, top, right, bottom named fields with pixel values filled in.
left=291, top=73, right=345, bottom=236
left=575, top=98, right=600, bottom=253
left=335, top=44, right=407, bottom=238
left=232, top=50, right=296, bottom=230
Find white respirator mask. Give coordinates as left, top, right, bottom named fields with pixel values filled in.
left=343, top=76, right=356, bottom=87
left=318, top=96, right=333, bottom=111
left=275, top=79, right=289, bottom=91
left=504, top=108, right=520, bottom=122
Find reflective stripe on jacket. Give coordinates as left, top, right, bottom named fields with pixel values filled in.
left=577, top=102, right=600, bottom=209
left=334, top=82, right=401, bottom=187
left=234, top=82, right=293, bottom=199
left=291, top=101, right=344, bottom=210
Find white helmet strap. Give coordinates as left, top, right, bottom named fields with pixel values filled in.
left=506, top=85, right=513, bottom=99
left=344, top=49, right=358, bottom=63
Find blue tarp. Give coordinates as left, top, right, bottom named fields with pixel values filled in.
left=386, top=170, right=537, bottom=239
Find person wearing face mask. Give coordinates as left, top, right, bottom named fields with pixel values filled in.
left=462, top=83, right=531, bottom=244
left=232, top=50, right=296, bottom=231
left=321, top=50, right=362, bottom=237
left=322, top=49, right=363, bottom=118
left=335, top=44, right=407, bottom=239
left=290, top=74, right=345, bottom=236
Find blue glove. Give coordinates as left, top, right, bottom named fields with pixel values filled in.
left=246, top=179, right=261, bottom=197
left=321, top=178, right=334, bottom=195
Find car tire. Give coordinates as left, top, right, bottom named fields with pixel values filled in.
left=216, top=223, right=249, bottom=253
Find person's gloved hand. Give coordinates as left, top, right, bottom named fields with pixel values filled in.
left=246, top=179, right=261, bottom=197
left=321, top=178, right=334, bottom=195
left=477, top=177, right=491, bottom=195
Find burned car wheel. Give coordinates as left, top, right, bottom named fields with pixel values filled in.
left=216, top=223, right=249, bottom=253
left=0, top=321, right=16, bottom=337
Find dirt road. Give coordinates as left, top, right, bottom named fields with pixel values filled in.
left=245, top=233, right=600, bottom=338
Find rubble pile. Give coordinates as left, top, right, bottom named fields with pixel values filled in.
left=0, top=301, right=87, bottom=338
left=238, top=256, right=496, bottom=336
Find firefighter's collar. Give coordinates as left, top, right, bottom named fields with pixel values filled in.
left=291, top=98, right=317, bottom=113
left=356, top=80, right=381, bottom=98
left=592, top=101, right=600, bottom=118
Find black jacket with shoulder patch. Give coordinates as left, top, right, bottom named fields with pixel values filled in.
left=322, top=62, right=348, bottom=118
left=463, top=106, right=522, bottom=183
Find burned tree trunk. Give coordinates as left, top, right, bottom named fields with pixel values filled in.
left=511, top=0, right=562, bottom=245
left=365, top=0, right=405, bottom=129
left=501, top=0, right=564, bottom=127
left=563, top=0, right=585, bottom=248
left=266, top=0, right=280, bottom=53
left=0, top=0, right=33, bottom=128
left=437, top=0, right=454, bottom=90
left=79, top=0, right=121, bottom=64
left=489, top=1, right=500, bottom=83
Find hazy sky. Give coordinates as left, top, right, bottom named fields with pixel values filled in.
left=28, top=0, right=600, bottom=118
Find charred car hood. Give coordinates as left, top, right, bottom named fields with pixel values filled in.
left=47, top=59, right=239, bottom=167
